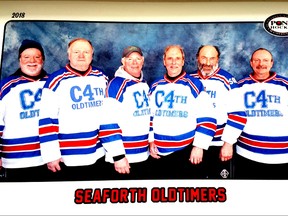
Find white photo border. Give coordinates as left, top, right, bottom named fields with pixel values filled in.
left=0, top=1, right=288, bottom=215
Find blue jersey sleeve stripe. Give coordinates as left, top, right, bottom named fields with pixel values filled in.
left=238, top=141, right=288, bottom=154
left=2, top=150, right=41, bottom=159
left=39, top=118, right=59, bottom=126
left=60, top=145, right=102, bottom=155
left=154, top=130, right=195, bottom=141
left=1, top=136, right=38, bottom=144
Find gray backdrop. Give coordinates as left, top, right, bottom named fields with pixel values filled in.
left=1, top=21, right=288, bottom=85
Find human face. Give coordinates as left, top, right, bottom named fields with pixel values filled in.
left=19, top=48, right=44, bottom=77
left=68, top=40, right=93, bottom=71
left=197, top=45, right=219, bottom=76
left=250, top=49, right=273, bottom=80
left=163, top=47, right=184, bottom=77
left=121, top=52, right=144, bottom=78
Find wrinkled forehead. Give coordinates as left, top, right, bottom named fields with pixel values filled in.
left=165, top=47, right=184, bottom=58
left=199, top=46, right=218, bottom=58
left=252, top=50, right=273, bottom=60
left=69, top=40, right=93, bottom=51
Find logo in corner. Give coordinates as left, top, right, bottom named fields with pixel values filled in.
left=264, top=14, right=288, bottom=37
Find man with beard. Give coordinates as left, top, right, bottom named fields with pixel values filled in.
left=191, top=45, right=247, bottom=179
left=149, top=45, right=217, bottom=179
left=235, top=48, right=288, bottom=179
left=0, top=39, right=51, bottom=181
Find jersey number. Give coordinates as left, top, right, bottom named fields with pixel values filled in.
left=244, top=90, right=268, bottom=108
left=133, top=90, right=149, bottom=108
left=70, top=84, right=104, bottom=102
left=19, top=88, right=42, bottom=110
left=155, top=90, right=175, bottom=109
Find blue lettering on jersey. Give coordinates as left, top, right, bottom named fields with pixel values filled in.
left=244, top=90, right=283, bottom=117
left=206, top=90, right=216, bottom=98
left=70, top=84, right=104, bottom=102
left=155, top=109, right=188, bottom=118
left=155, top=90, right=187, bottom=109
left=70, top=84, right=104, bottom=110
left=133, top=90, right=149, bottom=108
left=244, top=90, right=280, bottom=109
left=20, top=109, right=40, bottom=119
left=133, top=108, right=151, bottom=116
left=19, top=88, right=42, bottom=110
left=133, top=90, right=150, bottom=117
left=71, top=100, right=103, bottom=110
left=19, top=88, right=42, bottom=119
left=246, top=109, right=283, bottom=117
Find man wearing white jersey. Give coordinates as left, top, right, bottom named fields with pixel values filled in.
left=39, top=38, right=129, bottom=181
left=236, top=48, right=288, bottom=179
left=105, top=46, right=151, bottom=180
left=0, top=39, right=51, bottom=181
left=191, top=45, right=247, bottom=179
left=149, top=45, right=217, bottom=179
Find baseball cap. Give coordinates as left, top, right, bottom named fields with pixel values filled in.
left=122, top=46, right=143, bottom=58
left=18, top=39, right=45, bottom=60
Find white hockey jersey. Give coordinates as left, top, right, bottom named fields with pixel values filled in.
left=105, top=66, right=150, bottom=163
left=237, top=72, right=288, bottom=164
left=149, top=72, right=217, bottom=156
left=39, top=64, right=126, bottom=166
left=0, top=70, right=48, bottom=168
left=191, top=68, right=247, bottom=146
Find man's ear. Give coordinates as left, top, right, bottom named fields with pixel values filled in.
left=121, top=57, right=125, bottom=65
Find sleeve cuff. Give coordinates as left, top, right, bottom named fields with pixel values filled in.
left=113, top=154, right=125, bottom=162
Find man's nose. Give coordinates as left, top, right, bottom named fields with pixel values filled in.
left=171, top=59, right=177, bottom=64
left=29, top=57, right=36, bottom=63
left=79, top=52, right=85, bottom=57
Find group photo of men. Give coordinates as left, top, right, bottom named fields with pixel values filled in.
left=1, top=20, right=288, bottom=182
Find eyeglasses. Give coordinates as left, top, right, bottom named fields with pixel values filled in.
left=125, top=57, right=143, bottom=62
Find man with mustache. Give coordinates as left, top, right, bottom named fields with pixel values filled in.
left=235, top=48, right=288, bottom=179
left=191, top=45, right=247, bottom=179
left=0, top=39, right=50, bottom=181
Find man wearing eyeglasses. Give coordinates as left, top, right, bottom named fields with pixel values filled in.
left=104, top=46, right=151, bottom=180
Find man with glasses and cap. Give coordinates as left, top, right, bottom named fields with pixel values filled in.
left=105, top=45, right=152, bottom=180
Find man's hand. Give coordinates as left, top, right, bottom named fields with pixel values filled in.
left=190, top=146, right=204, bottom=164
left=47, top=158, right=63, bottom=172
left=149, top=142, right=161, bottom=159
left=114, top=157, right=130, bottom=174
left=220, top=142, right=233, bottom=161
